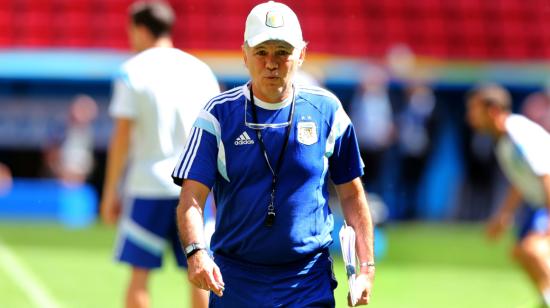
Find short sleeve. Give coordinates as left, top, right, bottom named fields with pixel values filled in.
left=202, top=69, right=221, bottom=99
left=329, top=123, right=364, bottom=184
left=109, top=74, right=136, bottom=119
left=327, top=105, right=364, bottom=184
left=507, top=116, right=550, bottom=176
left=172, top=112, right=220, bottom=188
left=517, top=131, right=550, bottom=176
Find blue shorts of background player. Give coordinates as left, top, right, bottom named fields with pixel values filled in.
left=209, top=249, right=338, bottom=308
left=114, top=198, right=187, bottom=269
left=517, top=205, right=550, bottom=241
left=115, top=196, right=216, bottom=268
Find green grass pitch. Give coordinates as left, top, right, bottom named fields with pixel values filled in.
left=0, top=222, right=537, bottom=307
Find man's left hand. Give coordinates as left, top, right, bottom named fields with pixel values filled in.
left=348, top=269, right=374, bottom=306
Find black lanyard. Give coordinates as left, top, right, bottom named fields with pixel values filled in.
left=249, top=86, right=296, bottom=227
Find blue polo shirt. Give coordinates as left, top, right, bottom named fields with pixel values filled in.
left=172, top=83, right=363, bottom=265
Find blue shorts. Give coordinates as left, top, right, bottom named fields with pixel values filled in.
left=114, top=197, right=187, bottom=269
left=517, top=206, right=549, bottom=241
left=209, top=249, right=337, bottom=308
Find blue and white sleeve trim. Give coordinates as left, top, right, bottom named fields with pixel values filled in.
left=195, top=110, right=230, bottom=182
left=172, top=126, right=204, bottom=181
left=325, top=105, right=352, bottom=157
left=172, top=89, right=242, bottom=183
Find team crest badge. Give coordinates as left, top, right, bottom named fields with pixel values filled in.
left=265, top=11, right=284, bottom=28
left=297, top=122, right=318, bottom=145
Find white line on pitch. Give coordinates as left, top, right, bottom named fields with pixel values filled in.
left=0, top=237, right=61, bottom=308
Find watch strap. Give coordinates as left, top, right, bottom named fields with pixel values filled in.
left=184, top=242, right=206, bottom=259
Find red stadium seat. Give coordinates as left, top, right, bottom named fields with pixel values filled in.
left=94, top=12, right=128, bottom=49
left=0, top=0, right=549, bottom=60
left=0, top=10, right=13, bottom=46
left=18, top=0, right=52, bottom=11
left=54, top=12, right=94, bottom=47
left=14, top=11, right=53, bottom=47
left=57, top=0, right=95, bottom=12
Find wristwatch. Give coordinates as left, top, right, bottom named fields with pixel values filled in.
left=360, top=261, right=375, bottom=268
left=184, top=242, right=206, bottom=259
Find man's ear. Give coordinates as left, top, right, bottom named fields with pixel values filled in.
left=136, top=24, right=153, bottom=40
left=242, top=44, right=248, bottom=66
left=487, top=104, right=501, bottom=119
left=298, top=44, right=307, bottom=66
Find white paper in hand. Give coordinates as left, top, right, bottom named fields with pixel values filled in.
left=339, top=222, right=359, bottom=306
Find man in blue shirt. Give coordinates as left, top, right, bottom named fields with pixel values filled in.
left=172, top=1, right=375, bottom=306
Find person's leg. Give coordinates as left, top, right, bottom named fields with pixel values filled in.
left=190, top=286, right=209, bottom=308
left=126, top=267, right=150, bottom=308
left=513, top=235, right=550, bottom=308
left=514, top=208, right=550, bottom=306
left=114, top=198, right=168, bottom=308
left=512, top=245, right=539, bottom=286
left=514, top=234, right=550, bottom=286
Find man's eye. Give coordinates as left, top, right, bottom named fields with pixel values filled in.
left=255, top=50, right=267, bottom=56
left=276, top=50, right=291, bottom=56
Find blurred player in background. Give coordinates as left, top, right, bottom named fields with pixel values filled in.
left=41, top=95, right=98, bottom=185
left=58, top=95, right=98, bottom=184
left=173, top=1, right=374, bottom=306
left=466, top=84, right=550, bottom=307
left=0, top=162, right=12, bottom=195
left=350, top=66, right=395, bottom=196
left=521, top=88, right=550, bottom=133
left=396, top=83, right=436, bottom=219
left=99, top=1, right=220, bottom=307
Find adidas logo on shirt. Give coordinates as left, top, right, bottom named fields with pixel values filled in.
left=234, top=131, right=255, bottom=145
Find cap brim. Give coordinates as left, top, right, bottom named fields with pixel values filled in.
left=246, top=30, right=302, bottom=48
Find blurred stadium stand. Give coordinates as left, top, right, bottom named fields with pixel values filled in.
left=0, top=0, right=549, bottom=59
left=1, top=0, right=550, bottom=224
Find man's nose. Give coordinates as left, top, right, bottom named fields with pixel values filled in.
left=265, top=55, right=278, bottom=70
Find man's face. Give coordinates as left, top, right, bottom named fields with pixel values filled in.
left=243, top=40, right=305, bottom=102
left=466, top=96, right=491, bottom=132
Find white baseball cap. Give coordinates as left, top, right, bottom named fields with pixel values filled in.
left=244, top=1, right=304, bottom=48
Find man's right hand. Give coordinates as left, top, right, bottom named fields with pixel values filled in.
left=187, top=249, right=225, bottom=297
left=99, top=194, right=121, bottom=225
left=486, top=212, right=512, bottom=241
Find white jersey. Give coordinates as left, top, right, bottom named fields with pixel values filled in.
left=496, top=114, right=550, bottom=206
left=110, top=47, right=220, bottom=197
